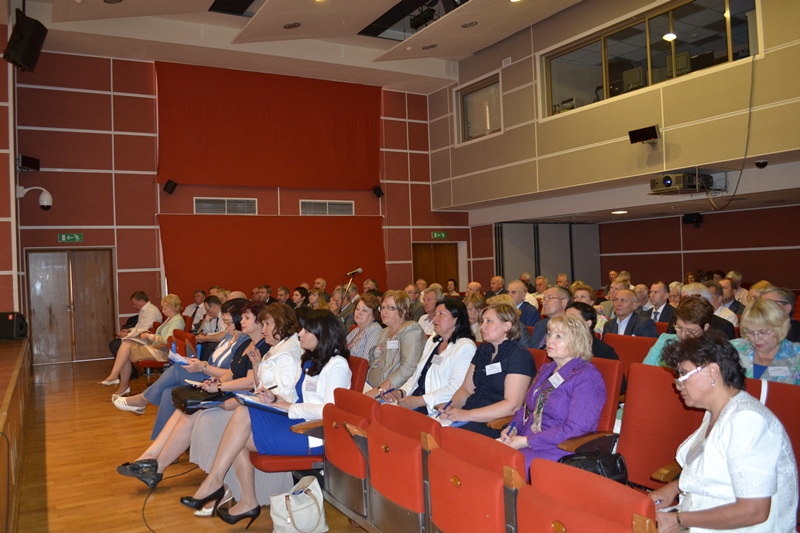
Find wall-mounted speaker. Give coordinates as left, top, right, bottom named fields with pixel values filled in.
left=3, top=9, right=47, bottom=73
left=372, top=185, right=384, bottom=199
left=628, top=125, right=659, bottom=144
left=682, top=213, right=703, bottom=227
left=164, top=180, right=178, bottom=195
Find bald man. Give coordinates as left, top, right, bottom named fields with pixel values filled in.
left=602, top=289, right=657, bottom=337
left=485, top=276, right=507, bottom=298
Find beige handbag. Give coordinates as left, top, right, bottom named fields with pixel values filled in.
left=269, top=475, right=328, bottom=533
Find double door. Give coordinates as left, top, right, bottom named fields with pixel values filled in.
left=26, top=249, right=116, bottom=365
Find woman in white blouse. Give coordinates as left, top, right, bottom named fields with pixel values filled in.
left=346, top=294, right=383, bottom=359
left=385, top=299, right=476, bottom=415
left=650, top=333, right=798, bottom=533
left=180, top=309, right=352, bottom=528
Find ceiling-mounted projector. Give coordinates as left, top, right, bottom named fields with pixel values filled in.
left=651, top=173, right=713, bottom=194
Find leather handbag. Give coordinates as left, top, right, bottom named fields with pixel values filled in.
left=171, top=385, right=229, bottom=414
left=270, top=476, right=328, bottom=533
left=558, top=451, right=629, bottom=485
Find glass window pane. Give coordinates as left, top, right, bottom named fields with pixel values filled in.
left=460, top=76, right=501, bottom=141
left=549, top=41, right=602, bottom=115
left=730, top=0, right=757, bottom=58
left=671, top=0, right=728, bottom=78
left=605, top=22, right=648, bottom=98
left=648, top=13, right=672, bottom=84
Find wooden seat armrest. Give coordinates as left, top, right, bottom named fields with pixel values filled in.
left=344, top=422, right=368, bottom=439
left=291, top=420, right=324, bottom=439
left=651, top=460, right=682, bottom=483
left=558, top=432, right=616, bottom=453
left=487, top=416, right=513, bottom=430
left=503, top=465, right=525, bottom=490
left=618, top=393, right=626, bottom=403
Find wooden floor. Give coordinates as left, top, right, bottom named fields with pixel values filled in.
left=18, top=360, right=356, bottom=532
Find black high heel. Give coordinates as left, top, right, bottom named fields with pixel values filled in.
left=217, top=505, right=261, bottom=530
left=180, top=485, right=225, bottom=510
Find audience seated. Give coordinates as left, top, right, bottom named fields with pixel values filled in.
left=405, top=284, right=425, bottom=322
left=365, top=290, right=426, bottom=397
left=720, top=276, right=746, bottom=314
left=444, top=278, right=460, bottom=298
left=508, top=280, right=541, bottom=328
left=438, top=302, right=535, bottom=438
left=726, top=270, right=751, bottom=306
left=732, top=299, right=800, bottom=384
left=485, top=276, right=507, bottom=298
left=417, top=285, right=444, bottom=335
left=308, top=288, right=328, bottom=310
left=602, top=289, right=658, bottom=338
left=464, top=292, right=486, bottom=342
left=705, top=280, right=738, bottom=326
left=363, top=278, right=382, bottom=298
left=108, top=290, right=162, bottom=358
left=196, top=295, right=225, bottom=359
left=183, top=290, right=207, bottom=332
left=312, top=277, right=331, bottom=302
left=464, top=281, right=482, bottom=298
left=290, top=286, right=310, bottom=308
left=527, top=286, right=569, bottom=349
left=668, top=281, right=683, bottom=308
left=498, top=315, right=605, bottom=475
left=633, top=284, right=650, bottom=312
left=346, top=294, right=383, bottom=359
left=748, top=279, right=774, bottom=301
left=566, top=302, right=625, bottom=394
left=666, top=283, right=735, bottom=340
left=643, top=296, right=715, bottom=367
left=642, top=281, right=674, bottom=324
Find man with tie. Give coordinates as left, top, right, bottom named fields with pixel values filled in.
left=603, top=289, right=658, bottom=337
left=644, top=281, right=674, bottom=324
left=183, top=290, right=207, bottom=332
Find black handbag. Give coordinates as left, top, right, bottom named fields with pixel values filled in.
left=171, top=385, right=231, bottom=414
left=558, top=451, right=629, bottom=485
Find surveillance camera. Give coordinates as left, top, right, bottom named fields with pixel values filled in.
left=39, top=189, right=52, bottom=210
left=755, top=160, right=769, bottom=169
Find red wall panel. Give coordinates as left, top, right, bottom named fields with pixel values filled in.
left=156, top=62, right=380, bottom=190
left=115, top=174, right=158, bottom=226
left=118, top=271, right=162, bottom=314
left=682, top=206, right=800, bottom=249
left=383, top=151, right=409, bottom=182
left=158, top=215, right=386, bottom=302
left=116, top=229, right=159, bottom=269
left=409, top=153, right=430, bottom=182
left=18, top=53, right=110, bottom=91
left=409, top=184, right=468, bottom=227
left=382, top=91, right=406, bottom=119
left=387, top=262, right=414, bottom=291
left=112, top=60, right=155, bottom=95
left=18, top=172, right=114, bottom=226
left=17, top=130, right=112, bottom=170
left=17, top=88, right=111, bottom=130
left=0, top=276, right=15, bottom=311
left=684, top=250, right=800, bottom=288
left=113, top=95, right=156, bottom=133
left=600, top=217, right=681, bottom=254
left=384, top=183, right=411, bottom=227
left=407, top=94, right=428, bottom=121
left=600, top=254, right=684, bottom=286
left=0, top=222, right=12, bottom=271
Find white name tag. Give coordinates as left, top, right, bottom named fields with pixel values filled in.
left=431, top=355, right=444, bottom=366
left=387, top=340, right=399, bottom=349
left=306, top=379, right=318, bottom=393
left=548, top=372, right=565, bottom=388
left=768, top=366, right=790, bottom=378
left=486, top=362, right=502, bottom=375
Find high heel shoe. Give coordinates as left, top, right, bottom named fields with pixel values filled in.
left=100, top=379, right=120, bottom=386
left=194, top=486, right=232, bottom=518
left=217, top=505, right=260, bottom=530
left=180, top=485, right=225, bottom=510
left=111, top=387, right=131, bottom=401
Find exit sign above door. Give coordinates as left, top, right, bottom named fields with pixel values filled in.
left=58, top=233, right=83, bottom=243
left=431, top=232, right=447, bottom=239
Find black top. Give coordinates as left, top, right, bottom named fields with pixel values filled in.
left=463, top=339, right=535, bottom=410
left=787, top=319, right=800, bottom=343
left=230, top=338, right=267, bottom=379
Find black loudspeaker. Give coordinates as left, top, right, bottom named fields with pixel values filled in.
left=372, top=185, right=384, bottom=199
left=0, top=312, right=27, bottom=340
left=3, top=10, right=48, bottom=73
left=628, top=125, right=659, bottom=144
left=164, top=180, right=178, bottom=194
left=682, top=213, right=703, bottom=227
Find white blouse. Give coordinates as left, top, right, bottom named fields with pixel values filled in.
left=256, top=335, right=303, bottom=403
left=289, top=355, right=352, bottom=448
left=676, top=391, right=798, bottom=533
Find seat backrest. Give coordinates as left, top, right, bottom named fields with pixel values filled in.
left=167, top=336, right=186, bottom=357
left=183, top=332, right=197, bottom=356
left=173, top=329, right=184, bottom=342
left=333, top=388, right=381, bottom=422
left=616, top=363, right=704, bottom=489
left=528, top=348, right=549, bottom=371
left=603, top=334, right=658, bottom=377
left=591, top=357, right=623, bottom=433
left=181, top=315, right=193, bottom=332
left=440, top=426, right=526, bottom=480
left=519, top=459, right=656, bottom=533
left=655, top=322, right=668, bottom=334
left=348, top=356, right=369, bottom=391
left=323, top=389, right=380, bottom=479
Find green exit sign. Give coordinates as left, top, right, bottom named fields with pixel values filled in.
left=58, top=233, right=83, bottom=243
left=431, top=232, right=447, bottom=239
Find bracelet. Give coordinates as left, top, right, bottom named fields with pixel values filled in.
left=675, top=510, right=686, bottom=531
left=203, top=362, right=208, bottom=372
left=399, top=390, right=405, bottom=398
left=218, top=382, right=223, bottom=393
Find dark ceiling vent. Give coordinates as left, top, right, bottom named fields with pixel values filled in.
left=360, top=0, right=468, bottom=39
left=209, top=0, right=255, bottom=17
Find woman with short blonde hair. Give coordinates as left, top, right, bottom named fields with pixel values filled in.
left=732, top=299, right=799, bottom=384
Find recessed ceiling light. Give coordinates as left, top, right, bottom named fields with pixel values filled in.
left=422, top=44, right=437, bottom=50
left=510, top=0, right=521, bottom=2
left=663, top=32, right=677, bottom=42
left=283, top=22, right=301, bottom=29
left=611, top=210, right=628, bottom=215
left=461, top=21, right=478, bottom=28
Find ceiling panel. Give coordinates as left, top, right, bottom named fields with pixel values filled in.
left=51, top=0, right=215, bottom=23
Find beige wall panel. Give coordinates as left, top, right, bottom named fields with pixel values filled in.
left=747, top=101, right=800, bottom=156
left=538, top=140, right=662, bottom=190
left=502, top=58, right=534, bottom=92
left=662, top=63, right=751, bottom=127
left=460, top=29, right=532, bottom=84
left=538, top=89, right=661, bottom=155
left=429, top=115, right=452, bottom=152
left=452, top=161, right=538, bottom=205
left=762, top=0, right=800, bottom=50
left=431, top=148, right=452, bottom=183
left=451, top=122, right=536, bottom=176
left=503, top=85, right=536, bottom=129
left=750, top=45, right=800, bottom=107
left=531, top=0, right=654, bottom=52
left=429, top=87, right=449, bottom=121
left=431, top=180, right=452, bottom=209
left=665, top=115, right=750, bottom=169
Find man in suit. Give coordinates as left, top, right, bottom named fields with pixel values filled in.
left=761, top=287, right=800, bottom=343
left=642, top=281, right=675, bottom=324
left=666, top=283, right=735, bottom=339
left=719, top=277, right=746, bottom=315
left=257, top=284, right=277, bottom=305
left=405, top=284, right=425, bottom=322
left=508, top=280, right=540, bottom=328
left=600, top=270, right=618, bottom=297
left=520, top=272, right=535, bottom=294
left=484, top=276, right=507, bottom=298
left=528, top=285, right=570, bottom=349
left=276, top=286, right=293, bottom=307
left=603, top=289, right=658, bottom=337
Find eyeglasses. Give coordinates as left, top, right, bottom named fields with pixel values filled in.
left=674, top=323, right=703, bottom=338
left=742, top=329, right=774, bottom=339
left=379, top=305, right=398, bottom=312
left=674, top=365, right=704, bottom=390
left=542, top=296, right=565, bottom=302
left=222, top=319, right=233, bottom=325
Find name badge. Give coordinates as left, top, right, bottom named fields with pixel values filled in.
left=387, top=340, right=399, bottom=349
left=768, top=366, right=790, bottom=378
left=486, top=362, right=502, bottom=375
left=548, top=372, right=565, bottom=388
left=431, top=355, right=444, bottom=366
left=306, top=379, right=318, bottom=393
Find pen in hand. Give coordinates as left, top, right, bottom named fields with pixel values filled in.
left=503, top=421, right=518, bottom=443
left=435, top=400, right=453, bottom=419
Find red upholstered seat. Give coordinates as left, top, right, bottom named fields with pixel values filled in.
left=592, top=357, right=623, bottom=433
left=527, top=348, right=549, bottom=371
left=603, top=333, right=658, bottom=378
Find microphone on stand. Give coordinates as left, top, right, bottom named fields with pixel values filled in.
left=345, top=268, right=363, bottom=276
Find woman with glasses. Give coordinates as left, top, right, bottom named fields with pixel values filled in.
left=364, top=290, right=426, bottom=398
left=650, top=333, right=797, bottom=533
left=643, top=296, right=714, bottom=367
left=731, top=299, right=800, bottom=384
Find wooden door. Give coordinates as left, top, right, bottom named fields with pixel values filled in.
left=27, top=249, right=116, bottom=364
left=412, top=243, right=459, bottom=288
left=27, top=252, right=73, bottom=364
left=71, top=250, right=115, bottom=360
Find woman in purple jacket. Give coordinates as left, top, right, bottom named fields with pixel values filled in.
left=498, top=314, right=606, bottom=476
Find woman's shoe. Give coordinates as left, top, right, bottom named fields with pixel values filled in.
left=194, top=486, right=232, bottom=518
left=117, top=459, right=158, bottom=476
left=180, top=485, right=225, bottom=510
left=111, top=387, right=131, bottom=401
left=113, top=396, right=145, bottom=415
left=217, top=505, right=261, bottom=530
left=100, top=379, right=120, bottom=386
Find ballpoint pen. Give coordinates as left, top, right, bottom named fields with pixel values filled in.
left=435, top=400, right=452, bottom=418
